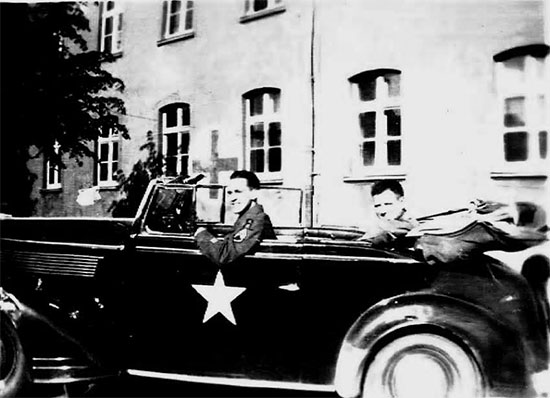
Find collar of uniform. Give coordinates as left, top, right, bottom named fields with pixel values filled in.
left=236, top=203, right=264, bottom=224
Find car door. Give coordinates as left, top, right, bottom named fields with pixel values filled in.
left=122, top=184, right=307, bottom=384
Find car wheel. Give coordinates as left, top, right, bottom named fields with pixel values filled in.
left=0, top=316, right=28, bottom=397
left=362, top=333, right=484, bottom=398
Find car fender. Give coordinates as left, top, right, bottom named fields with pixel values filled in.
left=334, top=291, right=530, bottom=398
left=0, top=288, right=117, bottom=385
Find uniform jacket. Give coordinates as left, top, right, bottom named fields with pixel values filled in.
left=195, top=203, right=276, bottom=266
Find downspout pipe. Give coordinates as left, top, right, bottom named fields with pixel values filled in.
left=307, top=0, right=317, bottom=228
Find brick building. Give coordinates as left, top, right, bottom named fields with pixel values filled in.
left=29, top=0, right=549, bottom=229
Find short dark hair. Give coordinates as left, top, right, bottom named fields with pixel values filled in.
left=230, top=170, right=260, bottom=190
left=371, top=180, right=404, bottom=198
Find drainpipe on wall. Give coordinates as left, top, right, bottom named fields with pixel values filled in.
left=306, top=0, right=317, bottom=228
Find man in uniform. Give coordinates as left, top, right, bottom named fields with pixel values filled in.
left=194, top=170, right=276, bottom=266
left=358, top=180, right=418, bottom=246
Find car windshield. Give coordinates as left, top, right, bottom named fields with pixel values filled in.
left=144, top=184, right=303, bottom=233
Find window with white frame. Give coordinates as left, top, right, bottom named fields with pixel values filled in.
left=494, top=46, right=548, bottom=169
left=97, top=127, right=119, bottom=186
left=160, top=103, right=191, bottom=177
left=243, top=88, right=282, bottom=175
left=350, top=69, right=402, bottom=170
left=46, top=141, right=61, bottom=190
left=243, top=0, right=283, bottom=16
left=162, top=0, right=194, bottom=39
left=100, top=1, right=123, bottom=54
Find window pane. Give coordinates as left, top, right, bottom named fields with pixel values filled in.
left=268, top=148, right=282, bottom=172
left=105, top=16, right=113, bottom=34
left=250, top=149, right=265, bottom=172
left=504, top=131, right=528, bottom=161
left=504, top=97, right=525, bottom=127
left=270, top=92, right=280, bottom=113
left=180, top=133, right=190, bottom=154
left=362, top=142, right=375, bottom=166
left=100, top=163, right=109, bottom=181
left=171, top=0, right=181, bottom=13
left=502, top=56, right=525, bottom=86
left=107, top=1, right=115, bottom=11
left=251, top=123, right=264, bottom=148
left=181, top=156, right=189, bottom=175
left=169, top=15, right=180, bottom=34
left=112, top=161, right=118, bottom=178
left=166, top=109, right=177, bottom=127
left=358, top=78, right=376, bottom=101
left=185, top=8, right=193, bottom=30
left=253, top=0, right=268, bottom=11
left=166, top=157, right=177, bottom=176
left=104, top=36, right=112, bottom=53
left=268, top=122, right=281, bottom=146
left=112, top=142, right=119, bottom=161
left=250, top=95, right=263, bottom=116
left=540, top=131, right=547, bottom=159
left=49, top=166, right=55, bottom=184
left=385, top=108, right=401, bottom=136
left=535, top=95, right=546, bottom=125
left=100, top=144, right=109, bottom=161
left=385, top=73, right=400, bottom=97
left=359, top=112, right=376, bottom=138
left=180, top=104, right=190, bottom=126
left=166, top=134, right=178, bottom=155
left=387, top=140, right=401, bottom=165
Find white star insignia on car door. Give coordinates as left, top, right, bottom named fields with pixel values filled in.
left=192, top=271, right=246, bottom=325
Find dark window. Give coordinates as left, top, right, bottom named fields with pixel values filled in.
left=539, top=131, right=547, bottom=159
left=387, top=141, right=401, bottom=165
left=385, top=109, right=401, bottom=136
left=244, top=88, right=282, bottom=174
left=504, top=97, right=525, bottom=127
left=360, top=112, right=376, bottom=138
left=362, top=142, right=375, bottom=166
left=504, top=132, right=528, bottom=161
left=253, top=0, right=268, bottom=11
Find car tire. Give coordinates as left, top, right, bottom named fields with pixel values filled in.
left=362, top=333, right=485, bottom=398
left=0, top=316, right=28, bottom=398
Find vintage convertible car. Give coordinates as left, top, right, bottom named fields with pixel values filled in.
left=1, top=179, right=549, bottom=397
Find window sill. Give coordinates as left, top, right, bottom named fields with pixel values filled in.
left=101, top=51, right=123, bottom=61
left=239, top=5, right=286, bottom=23
left=98, top=184, right=120, bottom=191
left=343, top=171, right=406, bottom=183
left=40, top=187, right=62, bottom=194
left=260, top=178, right=283, bottom=186
left=490, top=170, right=548, bottom=179
left=157, top=31, right=195, bottom=47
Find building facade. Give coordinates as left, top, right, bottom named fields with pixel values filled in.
left=30, top=0, right=549, bottom=229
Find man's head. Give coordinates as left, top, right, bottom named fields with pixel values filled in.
left=371, top=180, right=406, bottom=221
left=227, top=170, right=260, bottom=215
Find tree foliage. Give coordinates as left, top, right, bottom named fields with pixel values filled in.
left=109, top=131, right=164, bottom=218
left=0, top=2, right=127, bottom=215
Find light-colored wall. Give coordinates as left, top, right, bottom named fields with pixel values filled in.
left=30, top=0, right=548, bottom=229
left=313, top=0, right=547, bottom=227
left=104, top=0, right=314, bottom=187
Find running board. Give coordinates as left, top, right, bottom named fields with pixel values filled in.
left=127, top=369, right=335, bottom=392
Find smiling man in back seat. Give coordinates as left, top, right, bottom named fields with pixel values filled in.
left=194, top=170, right=276, bottom=266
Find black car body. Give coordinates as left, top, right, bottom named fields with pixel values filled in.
left=1, top=179, right=549, bottom=397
